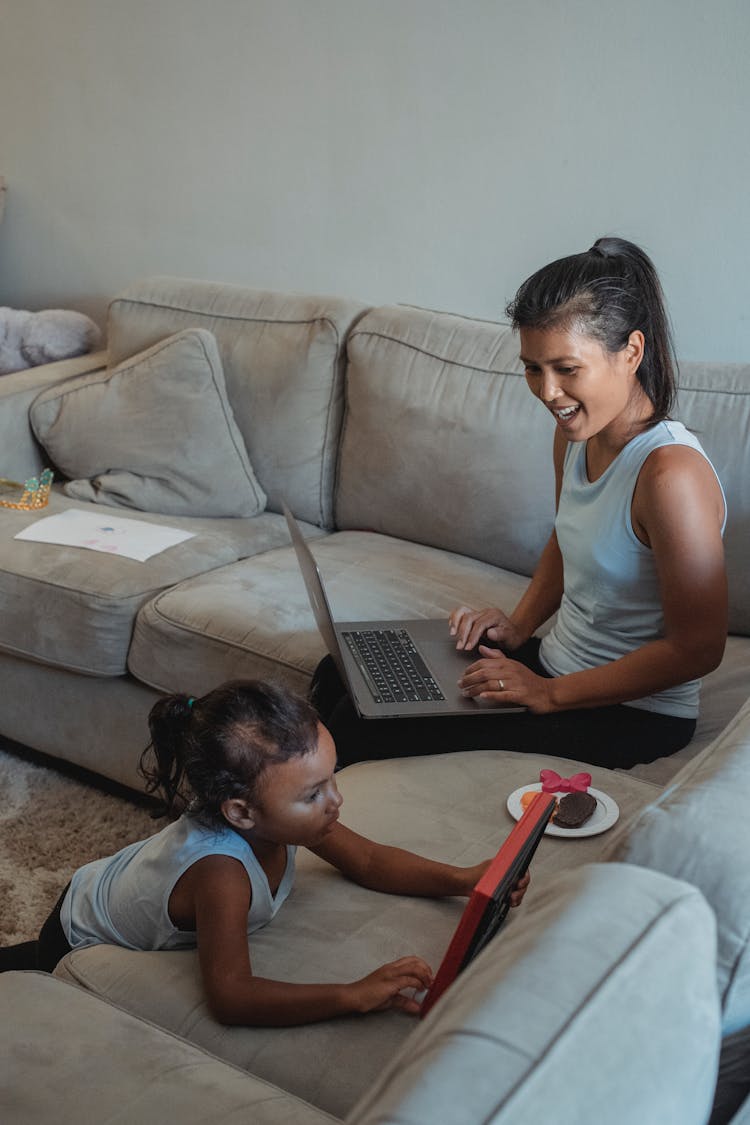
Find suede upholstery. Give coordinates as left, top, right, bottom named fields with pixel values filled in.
left=127, top=531, right=532, bottom=697
left=0, top=280, right=747, bottom=787
left=337, top=304, right=552, bottom=577
left=0, top=277, right=748, bottom=1122
left=53, top=750, right=662, bottom=1117
left=350, top=865, right=720, bottom=1125
left=30, top=328, right=266, bottom=518
left=41, top=863, right=722, bottom=1124
left=1, top=973, right=337, bottom=1125
left=107, top=278, right=368, bottom=527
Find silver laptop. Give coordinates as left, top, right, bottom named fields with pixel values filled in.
left=284, top=505, right=525, bottom=719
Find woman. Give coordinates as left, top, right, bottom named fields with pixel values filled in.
left=312, top=237, right=727, bottom=770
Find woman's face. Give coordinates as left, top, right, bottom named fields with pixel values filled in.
left=519, top=323, right=647, bottom=447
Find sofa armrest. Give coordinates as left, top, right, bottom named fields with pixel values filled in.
left=0, top=349, right=107, bottom=479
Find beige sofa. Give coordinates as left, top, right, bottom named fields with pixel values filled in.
left=0, top=276, right=748, bottom=791
left=1, top=278, right=749, bottom=1122
left=3, top=703, right=750, bottom=1123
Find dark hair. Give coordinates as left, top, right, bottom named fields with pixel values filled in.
left=505, top=236, right=677, bottom=422
left=139, top=679, right=320, bottom=825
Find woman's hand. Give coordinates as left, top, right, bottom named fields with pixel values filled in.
left=346, top=956, right=434, bottom=1015
left=458, top=645, right=555, bottom=713
left=448, top=606, right=526, bottom=652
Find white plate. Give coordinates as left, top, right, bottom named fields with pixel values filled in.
left=507, top=783, right=620, bottom=838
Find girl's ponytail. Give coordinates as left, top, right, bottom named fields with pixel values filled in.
left=139, top=680, right=319, bottom=826
left=139, top=693, right=194, bottom=817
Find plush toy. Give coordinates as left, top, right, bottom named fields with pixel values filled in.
left=0, top=306, right=102, bottom=375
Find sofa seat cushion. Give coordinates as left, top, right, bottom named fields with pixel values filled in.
left=606, top=695, right=750, bottom=1040
left=126, top=529, right=534, bottom=697
left=54, top=749, right=659, bottom=1118
left=30, top=328, right=267, bottom=518
left=350, top=864, right=720, bottom=1125
left=0, top=491, right=324, bottom=676
left=1, top=972, right=337, bottom=1125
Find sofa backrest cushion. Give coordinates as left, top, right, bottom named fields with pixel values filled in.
left=348, top=863, right=720, bottom=1125
left=30, top=328, right=266, bottom=518
left=336, top=304, right=554, bottom=578
left=675, top=362, right=750, bottom=636
left=605, top=694, right=750, bottom=1041
left=107, top=278, right=369, bottom=527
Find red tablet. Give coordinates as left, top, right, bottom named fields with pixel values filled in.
left=419, top=791, right=556, bottom=1019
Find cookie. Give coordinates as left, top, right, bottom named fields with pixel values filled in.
left=553, top=791, right=597, bottom=829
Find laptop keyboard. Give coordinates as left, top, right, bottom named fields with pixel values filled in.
left=341, top=628, right=446, bottom=704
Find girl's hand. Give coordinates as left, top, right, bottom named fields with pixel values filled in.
left=509, top=870, right=531, bottom=907
left=448, top=606, right=525, bottom=653
left=347, top=957, right=434, bottom=1015
left=459, top=646, right=554, bottom=713
left=459, top=862, right=530, bottom=906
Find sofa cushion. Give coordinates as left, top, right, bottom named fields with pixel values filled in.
left=605, top=695, right=750, bottom=1039
left=0, top=972, right=337, bottom=1125
left=349, top=864, right=720, bottom=1125
left=30, top=328, right=266, bottom=518
left=126, top=529, right=534, bottom=697
left=0, top=491, right=320, bottom=676
left=54, top=749, right=660, bottom=1118
left=107, top=278, right=369, bottom=526
left=336, top=304, right=555, bottom=578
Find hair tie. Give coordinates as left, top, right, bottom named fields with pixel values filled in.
left=187, top=697, right=195, bottom=709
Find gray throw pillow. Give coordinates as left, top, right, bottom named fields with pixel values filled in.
left=30, top=328, right=266, bottom=518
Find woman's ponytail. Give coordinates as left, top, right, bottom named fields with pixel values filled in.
left=506, top=235, right=677, bottom=423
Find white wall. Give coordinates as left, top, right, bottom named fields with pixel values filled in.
left=0, top=0, right=747, bottom=360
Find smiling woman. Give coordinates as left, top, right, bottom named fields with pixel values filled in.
left=312, top=237, right=728, bottom=773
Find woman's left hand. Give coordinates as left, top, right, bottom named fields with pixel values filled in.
left=458, top=645, right=555, bottom=714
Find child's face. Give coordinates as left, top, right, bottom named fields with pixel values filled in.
left=248, top=723, right=343, bottom=847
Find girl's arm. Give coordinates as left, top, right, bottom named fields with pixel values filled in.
left=460, top=444, right=727, bottom=712
left=190, top=855, right=432, bottom=1026
left=311, top=823, right=519, bottom=901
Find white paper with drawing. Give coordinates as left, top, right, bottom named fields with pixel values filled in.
left=14, top=509, right=195, bottom=561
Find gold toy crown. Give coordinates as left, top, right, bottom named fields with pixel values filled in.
left=0, top=468, right=54, bottom=511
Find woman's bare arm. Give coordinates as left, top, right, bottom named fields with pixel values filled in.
left=459, top=443, right=727, bottom=712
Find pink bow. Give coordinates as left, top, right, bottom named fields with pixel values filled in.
left=539, top=769, right=591, bottom=793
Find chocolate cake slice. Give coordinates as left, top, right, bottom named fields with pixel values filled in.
left=553, top=791, right=597, bottom=829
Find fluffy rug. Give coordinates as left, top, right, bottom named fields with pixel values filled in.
left=0, top=741, right=166, bottom=945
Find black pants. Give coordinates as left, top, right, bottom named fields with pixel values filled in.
left=310, top=639, right=696, bottom=771
left=0, top=884, right=72, bottom=973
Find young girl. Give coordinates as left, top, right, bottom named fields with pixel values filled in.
left=313, top=236, right=728, bottom=770
left=0, top=680, right=527, bottom=1025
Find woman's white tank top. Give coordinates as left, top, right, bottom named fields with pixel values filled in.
left=539, top=419, right=726, bottom=718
